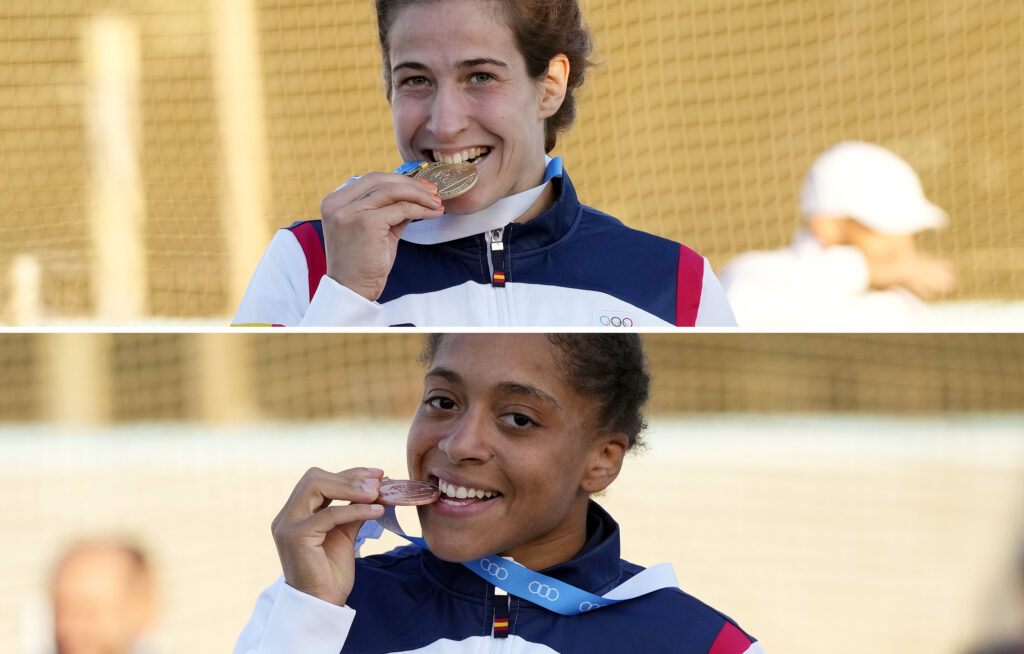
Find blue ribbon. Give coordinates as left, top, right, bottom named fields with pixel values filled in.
left=357, top=504, right=676, bottom=616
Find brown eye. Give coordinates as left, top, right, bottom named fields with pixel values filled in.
left=499, top=412, right=536, bottom=428
left=426, top=396, right=457, bottom=410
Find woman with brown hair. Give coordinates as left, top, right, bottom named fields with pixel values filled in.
left=233, top=0, right=735, bottom=327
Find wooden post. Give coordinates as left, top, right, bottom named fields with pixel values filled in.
left=42, top=334, right=112, bottom=426
left=192, top=334, right=258, bottom=423
left=82, top=15, right=147, bottom=321
left=9, top=254, right=42, bottom=325
left=211, top=0, right=271, bottom=314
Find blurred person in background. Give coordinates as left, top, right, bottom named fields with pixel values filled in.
left=966, top=542, right=1024, bottom=654
left=718, top=141, right=955, bottom=328
left=232, top=0, right=735, bottom=328
left=51, top=540, right=158, bottom=654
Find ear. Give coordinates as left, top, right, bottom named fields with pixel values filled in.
left=807, top=215, right=849, bottom=247
left=538, top=54, right=570, bottom=120
left=579, top=432, right=628, bottom=494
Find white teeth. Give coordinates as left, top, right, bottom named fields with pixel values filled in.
left=432, top=147, right=487, bottom=165
left=437, top=478, right=497, bottom=500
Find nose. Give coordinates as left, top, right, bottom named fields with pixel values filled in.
left=437, top=407, right=491, bottom=464
left=425, top=81, right=469, bottom=142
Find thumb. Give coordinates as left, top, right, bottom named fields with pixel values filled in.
left=390, top=219, right=413, bottom=240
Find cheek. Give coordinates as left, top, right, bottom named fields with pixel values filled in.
left=406, top=419, right=433, bottom=473
left=392, top=100, right=423, bottom=139
left=512, top=451, right=577, bottom=502
left=480, top=87, right=538, bottom=133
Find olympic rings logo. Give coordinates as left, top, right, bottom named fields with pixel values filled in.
left=599, top=315, right=634, bottom=328
left=479, top=560, right=509, bottom=581
left=579, top=601, right=603, bottom=612
left=528, top=581, right=560, bottom=601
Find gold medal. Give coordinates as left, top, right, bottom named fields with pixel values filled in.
left=411, top=162, right=478, bottom=200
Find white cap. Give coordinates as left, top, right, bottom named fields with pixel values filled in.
left=800, top=141, right=948, bottom=235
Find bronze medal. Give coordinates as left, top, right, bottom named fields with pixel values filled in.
left=377, top=478, right=441, bottom=506
left=412, top=162, right=478, bottom=200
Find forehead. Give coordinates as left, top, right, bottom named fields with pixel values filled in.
left=55, top=550, right=134, bottom=597
left=431, top=333, right=553, bottom=367
left=429, top=334, right=564, bottom=391
left=388, top=0, right=520, bottom=68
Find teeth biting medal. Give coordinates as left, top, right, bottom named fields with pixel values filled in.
left=398, top=160, right=479, bottom=200
left=377, top=477, right=441, bottom=506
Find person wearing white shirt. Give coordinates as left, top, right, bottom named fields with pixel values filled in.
left=719, top=141, right=955, bottom=329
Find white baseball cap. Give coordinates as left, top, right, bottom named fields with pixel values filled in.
left=800, top=141, right=948, bottom=235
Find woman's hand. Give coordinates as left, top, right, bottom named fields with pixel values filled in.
left=270, top=467, right=385, bottom=606
left=320, top=173, right=444, bottom=301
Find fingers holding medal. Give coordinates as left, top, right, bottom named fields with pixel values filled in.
left=319, top=171, right=445, bottom=302
left=271, top=466, right=386, bottom=606
left=407, top=161, right=478, bottom=200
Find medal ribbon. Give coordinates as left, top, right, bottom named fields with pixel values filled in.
left=397, top=157, right=563, bottom=245
left=355, top=504, right=679, bottom=616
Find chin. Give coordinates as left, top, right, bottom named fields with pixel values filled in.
left=417, top=528, right=493, bottom=564
left=443, top=186, right=504, bottom=215
left=423, top=532, right=491, bottom=563
left=443, top=197, right=485, bottom=216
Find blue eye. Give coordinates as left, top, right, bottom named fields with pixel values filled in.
left=469, top=72, right=494, bottom=84
left=400, top=76, right=430, bottom=88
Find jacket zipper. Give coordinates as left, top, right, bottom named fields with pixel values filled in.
left=488, top=227, right=506, bottom=287
left=489, top=586, right=511, bottom=651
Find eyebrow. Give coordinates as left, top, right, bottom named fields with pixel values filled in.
left=392, top=58, right=509, bottom=76
left=424, top=367, right=560, bottom=408
left=425, top=366, right=462, bottom=384
left=495, top=381, right=560, bottom=409
left=460, top=58, right=508, bottom=69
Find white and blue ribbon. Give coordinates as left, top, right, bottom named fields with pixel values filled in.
left=356, top=504, right=678, bottom=616
left=396, top=156, right=563, bottom=245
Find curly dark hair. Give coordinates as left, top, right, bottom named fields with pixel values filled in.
left=375, top=0, right=594, bottom=152
left=421, top=334, right=650, bottom=449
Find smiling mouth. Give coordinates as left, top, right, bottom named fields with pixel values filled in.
left=429, top=147, right=491, bottom=166
left=432, top=476, right=502, bottom=507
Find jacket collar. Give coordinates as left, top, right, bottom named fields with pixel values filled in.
left=506, top=172, right=581, bottom=251
left=435, top=169, right=582, bottom=256
left=418, top=500, right=625, bottom=600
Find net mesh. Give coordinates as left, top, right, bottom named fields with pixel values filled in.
left=2, top=333, right=1023, bottom=421
left=1, top=0, right=1022, bottom=321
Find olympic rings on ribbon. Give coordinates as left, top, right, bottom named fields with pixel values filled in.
left=479, top=559, right=509, bottom=581
left=528, top=580, right=560, bottom=601
left=599, top=315, right=634, bottom=328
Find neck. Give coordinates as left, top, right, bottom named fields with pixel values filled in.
left=514, top=180, right=556, bottom=224
left=498, top=494, right=589, bottom=570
